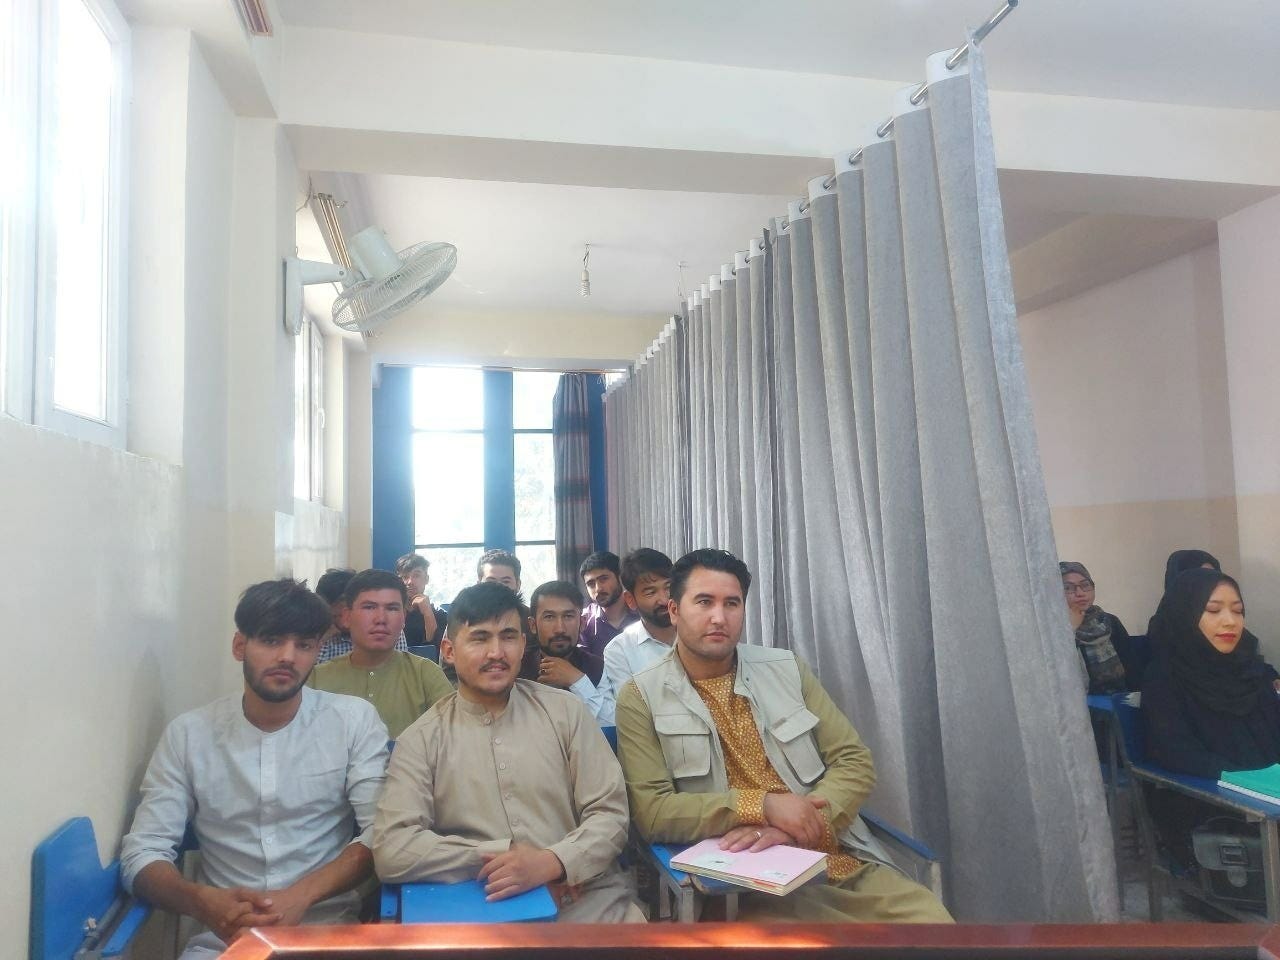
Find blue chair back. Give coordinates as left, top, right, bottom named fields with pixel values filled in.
left=407, top=644, right=439, bottom=662
left=601, top=725, right=618, bottom=753
left=1113, top=694, right=1146, bottom=765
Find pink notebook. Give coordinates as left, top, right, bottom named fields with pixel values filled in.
left=670, top=838, right=828, bottom=896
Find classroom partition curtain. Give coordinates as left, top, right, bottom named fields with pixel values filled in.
left=603, top=41, right=1116, bottom=923
left=552, top=373, right=596, bottom=581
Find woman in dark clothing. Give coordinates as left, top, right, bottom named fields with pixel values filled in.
left=1142, top=569, right=1280, bottom=777
left=1141, top=569, right=1280, bottom=871
left=1060, top=561, right=1143, bottom=693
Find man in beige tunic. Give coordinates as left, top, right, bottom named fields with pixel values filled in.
left=373, top=581, right=641, bottom=922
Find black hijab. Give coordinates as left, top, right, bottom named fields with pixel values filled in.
left=1163, top=549, right=1221, bottom=594
left=1150, top=568, right=1264, bottom=716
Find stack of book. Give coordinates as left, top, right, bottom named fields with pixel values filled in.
left=670, top=839, right=828, bottom=896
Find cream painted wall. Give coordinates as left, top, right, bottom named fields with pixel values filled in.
left=1219, top=193, right=1280, bottom=660
left=2, top=29, right=348, bottom=955
left=1020, top=245, right=1240, bottom=630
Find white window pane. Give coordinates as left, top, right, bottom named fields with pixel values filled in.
left=49, top=0, right=114, bottom=420
left=512, top=370, right=560, bottom=430
left=293, top=322, right=310, bottom=500
left=310, top=325, right=324, bottom=501
left=413, top=366, right=483, bottom=431
left=514, top=432, right=554, bottom=542
left=414, top=433, right=485, bottom=544
left=516, top=543, right=557, bottom=592
left=414, top=546, right=485, bottom=610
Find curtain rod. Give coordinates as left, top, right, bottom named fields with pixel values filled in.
left=817, top=0, right=1019, bottom=193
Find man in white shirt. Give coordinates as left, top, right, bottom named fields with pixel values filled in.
left=121, top=579, right=389, bottom=959
left=602, top=549, right=677, bottom=699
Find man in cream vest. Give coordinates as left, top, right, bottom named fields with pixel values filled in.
left=615, top=549, right=951, bottom=923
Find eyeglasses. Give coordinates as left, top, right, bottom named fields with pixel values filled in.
left=1063, top=581, right=1094, bottom=595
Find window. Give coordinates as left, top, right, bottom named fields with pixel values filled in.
left=1, top=0, right=129, bottom=444
left=293, top=317, right=324, bottom=501
left=411, top=367, right=561, bottom=602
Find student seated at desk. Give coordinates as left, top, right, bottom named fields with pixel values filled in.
left=1142, top=569, right=1280, bottom=866
left=528, top=580, right=610, bottom=723
left=616, top=549, right=952, bottom=924
left=121, top=580, right=389, bottom=959
left=372, top=582, right=644, bottom=923
left=310, top=569, right=453, bottom=739
left=1060, top=561, right=1142, bottom=693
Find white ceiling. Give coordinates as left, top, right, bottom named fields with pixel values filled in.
left=277, top=0, right=1280, bottom=111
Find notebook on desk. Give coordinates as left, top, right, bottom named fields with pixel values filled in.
left=1219, top=765, right=1280, bottom=804
left=399, top=880, right=558, bottom=923
left=669, top=838, right=827, bottom=896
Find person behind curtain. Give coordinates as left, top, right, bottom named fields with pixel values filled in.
left=1141, top=568, right=1280, bottom=869
left=1060, top=561, right=1141, bottom=693
left=616, top=549, right=952, bottom=923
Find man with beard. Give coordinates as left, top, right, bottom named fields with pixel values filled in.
left=602, top=549, right=676, bottom=698
left=121, top=580, right=389, bottom=958
left=578, top=551, right=638, bottom=658
left=373, top=582, right=642, bottom=922
left=529, top=581, right=609, bottom=723
left=310, top=569, right=453, bottom=739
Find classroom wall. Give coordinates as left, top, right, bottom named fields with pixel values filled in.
left=1, top=32, right=346, bottom=955
left=1020, top=244, right=1241, bottom=632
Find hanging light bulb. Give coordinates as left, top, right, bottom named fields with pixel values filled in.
left=580, top=243, right=591, bottom=297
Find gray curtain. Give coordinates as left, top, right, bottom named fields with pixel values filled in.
left=603, top=41, right=1116, bottom=922
left=552, top=373, right=595, bottom=581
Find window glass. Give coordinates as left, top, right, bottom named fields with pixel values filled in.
left=49, top=0, right=114, bottom=420
left=413, top=433, right=485, bottom=544
left=515, top=542, right=557, bottom=593
left=514, top=432, right=555, bottom=542
left=512, top=370, right=560, bottom=430
left=413, top=366, right=483, bottom=431
left=414, top=546, right=484, bottom=609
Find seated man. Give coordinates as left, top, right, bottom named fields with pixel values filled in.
left=603, top=548, right=676, bottom=696
left=315, top=567, right=407, bottom=664
left=311, top=568, right=453, bottom=739
left=397, top=552, right=447, bottom=647
left=121, top=580, right=389, bottom=959
left=529, top=580, right=610, bottom=724
left=616, top=549, right=952, bottom=924
left=478, top=548, right=522, bottom=594
left=579, top=550, right=639, bottom=658
left=372, top=582, right=642, bottom=922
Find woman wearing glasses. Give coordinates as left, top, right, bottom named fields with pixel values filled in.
left=1060, top=560, right=1144, bottom=694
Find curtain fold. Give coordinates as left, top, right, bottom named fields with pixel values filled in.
left=602, top=40, right=1115, bottom=922
left=552, top=373, right=595, bottom=581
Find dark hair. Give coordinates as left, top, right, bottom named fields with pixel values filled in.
left=620, top=548, right=673, bottom=593
left=235, top=579, right=334, bottom=640
left=529, top=580, right=584, bottom=617
left=395, top=553, right=429, bottom=576
left=670, top=549, right=752, bottom=602
left=342, top=568, right=409, bottom=607
left=477, top=549, right=521, bottom=581
left=314, top=568, right=356, bottom=605
left=447, top=581, right=526, bottom=638
left=578, top=550, right=620, bottom=581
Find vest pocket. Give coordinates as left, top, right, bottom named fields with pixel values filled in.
left=653, top=713, right=712, bottom=779
left=770, top=707, right=825, bottom=784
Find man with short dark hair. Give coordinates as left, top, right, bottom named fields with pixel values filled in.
left=373, top=582, right=642, bottom=922
left=122, top=580, right=389, bottom=958
left=616, top=549, right=952, bottom=924
left=529, top=581, right=609, bottom=723
left=477, top=549, right=522, bottom=593
left=310, top=569, right=453, bottom=739
left=603, top=549, right=677, bottom=697
left=396, top=552, right=447, bottom=646
left=315, top=567, right=408, bottom=664
left=578, top=550, right=638, bottom=658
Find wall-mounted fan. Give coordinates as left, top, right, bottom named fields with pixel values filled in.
left=284, top=203, right=457, bottom=335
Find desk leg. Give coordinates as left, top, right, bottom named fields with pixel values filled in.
left=1262, top=819, right=1280, bottom=922
left=724, top=892, right=739, bottom=922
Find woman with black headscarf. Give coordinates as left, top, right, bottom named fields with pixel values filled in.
left=1060, top=561, right=1141, bottom=693
left=1142, top=568, right=1280, bottom=778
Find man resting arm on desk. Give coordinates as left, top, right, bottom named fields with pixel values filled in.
left=616, top=549, right=952, bottom=924
left=121, top=580, right=389, bottom=959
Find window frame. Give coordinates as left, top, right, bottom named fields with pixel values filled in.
left=293, top=316, right=326, bottom=503
left=5, top=0, right=130, bottom=447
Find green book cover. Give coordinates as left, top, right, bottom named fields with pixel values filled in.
left=1220, top=764, right=1280, bottom=798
